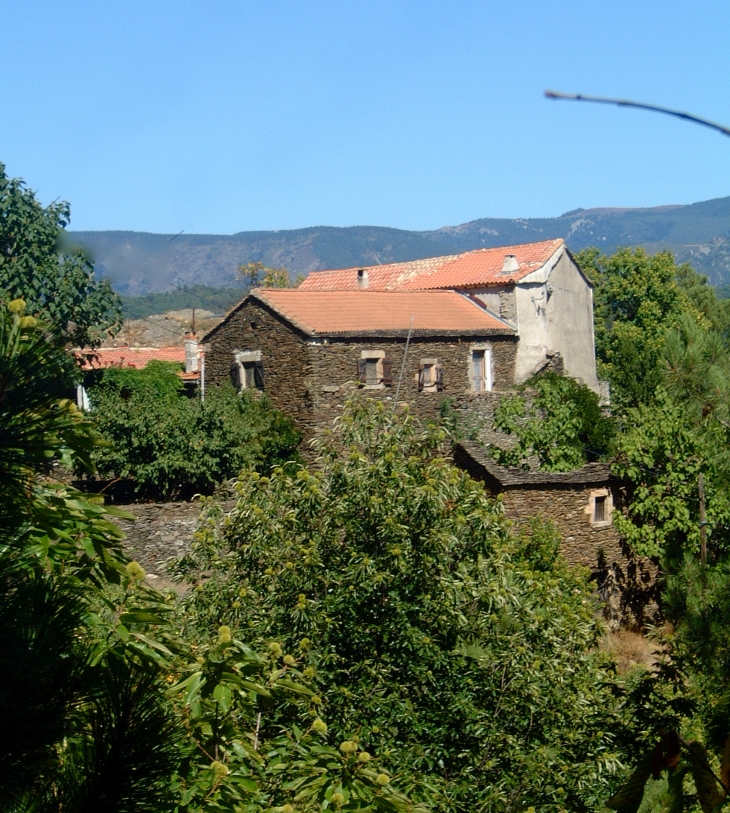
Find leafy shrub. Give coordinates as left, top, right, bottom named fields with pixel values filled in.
left=176, top=399, right=631, bottom=812
left=492, top=372, right=614, bottom=471
left=80, top=363, right=300, bottom=500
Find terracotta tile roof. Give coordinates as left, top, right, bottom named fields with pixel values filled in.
left=297, top=239, right=565, bottom=292
left=76, top=346, right=187, bottom=370
left=297, top=254, right=460, bottom=291
left=253, top=289, right=514, bottom=337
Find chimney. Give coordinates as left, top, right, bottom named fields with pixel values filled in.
left=357, top=269, right=369, bottom=289
left=184, top=332, right=199, bottom=373
left=502, top=254, right=519, bottom=274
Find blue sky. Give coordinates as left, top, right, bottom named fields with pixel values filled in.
left=2, top=1, right=730, bottom=234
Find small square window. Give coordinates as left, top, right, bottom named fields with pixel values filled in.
left=232, top=350, right=264, bottom=391
left=418, top=359, right=443, bottom=393
left=588, top=490, right=612, bottom=527
left=358, top=351, right=393, bottom=388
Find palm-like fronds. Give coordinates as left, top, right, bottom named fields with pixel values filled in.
left=0, top=305, right=96, bottom=524
left=0, top=551, right=86, bottom=806
left=55, top=658, right=183, bottom=813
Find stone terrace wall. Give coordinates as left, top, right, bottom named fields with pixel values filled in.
left=113, top=501, right=202, bottom=583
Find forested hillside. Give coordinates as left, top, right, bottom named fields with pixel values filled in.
left=72, top=195, right=730, bottom=294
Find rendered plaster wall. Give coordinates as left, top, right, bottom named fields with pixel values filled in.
left=513, top=251, right=599, bottom=390
left=471, top=285, right=517, bottom=322
left=544, top=251, right=599, bottom=390
left=204, top=299, right=315, bottom=432
left=306, top=335, right=518, bottom=437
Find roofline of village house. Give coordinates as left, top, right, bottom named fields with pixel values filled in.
left=454, top=442, right=612, bottom=488
left=202, top=290, right=518, bottom=344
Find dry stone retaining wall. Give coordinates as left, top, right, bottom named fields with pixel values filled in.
left=113, top=500, right=203, bottom=583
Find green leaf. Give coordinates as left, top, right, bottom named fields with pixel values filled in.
left=213, top=682, right=233, bottom=713
left=607, top=754, right=654, bottom=813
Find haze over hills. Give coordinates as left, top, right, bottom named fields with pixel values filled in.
left=72, top=195, right=730, bottom=295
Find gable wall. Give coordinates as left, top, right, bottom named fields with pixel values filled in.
left=204, top=300, right=314, bottom=431
left=470, top=285, right=517, bottom=322
left=512, top=251, right=599, bottom=389
left=544, top=251, right=599, bottom=389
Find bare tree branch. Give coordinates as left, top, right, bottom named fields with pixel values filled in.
left=544, top=90, right=730, bottom=139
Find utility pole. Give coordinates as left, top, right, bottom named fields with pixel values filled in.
left=699, top=471, right=708, bottom=566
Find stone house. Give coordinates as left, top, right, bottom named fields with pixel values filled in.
left=202, top=288, right=517, bottom=440
left=453, top=441, right=657, bottom=626
left=298, top=237, right=600, bottom=393
left=203, top=238, right=603, bottom=439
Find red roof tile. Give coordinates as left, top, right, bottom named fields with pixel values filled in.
left=76, top=346, right=187, bottom=371
left=297, top=239, right=565, bottom=292
left=253, top=289, right=514, bottom=336
left=297, top=254, right=460, bottom=291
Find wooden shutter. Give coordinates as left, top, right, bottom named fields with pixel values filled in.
left=436, top=365, right=444, bottom=391
left=254, top=361, right=265, bottom=390
left=230, top=361, right=241, bottom=389
left=381, top=358, right=393, bottom=386
left=358, top=359, right=367, bottom=384
left=417, top=363, right=425, bottom=392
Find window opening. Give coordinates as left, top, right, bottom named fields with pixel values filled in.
left=358, top=352, right=392, bottom=387
left=233, top=351, right=264, bottom=391
left=594, top=495, right=607, bottom=523
left=418, top=359, right=443, bottom=393
left=471, top=348, right=493, bottom=392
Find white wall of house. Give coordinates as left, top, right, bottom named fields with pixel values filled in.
left=513, top=248, right=599, bottom=391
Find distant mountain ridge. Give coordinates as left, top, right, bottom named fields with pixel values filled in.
left=71, top=196, right=730, bottom=295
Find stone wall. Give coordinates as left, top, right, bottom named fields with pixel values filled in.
left=204, top=298, right=518, bottom=443
left=204, top=299, right=314, bottom=431
left=500, top=485, right=657, bottom=628
left=113, top=501, right=202, bottom=583
left=306, top=335, right=517, bottom=433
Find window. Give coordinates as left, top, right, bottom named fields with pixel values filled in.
left=232, top=350, right=264, bottom=391
left=471, top=347, right=493, bottom=392
left=588, top=489, right=612, bottom=527
left=417, top=359, right=443, bottom=393
left=358, top=350, right=393, bottom=388
left=594, top=495, right=607, bottom=523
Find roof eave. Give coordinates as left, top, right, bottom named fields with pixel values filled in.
left=311, top=328, right=516, bottom=339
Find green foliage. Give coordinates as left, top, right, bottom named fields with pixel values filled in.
left=176, top=399, right=630, bottom=812
left=612, top=315, right=730, bottom=563
left=169, top=626, right=420, bottom=813
left=0, top=162, right=122, bottom=346
left=512, top=517, right=563, bottom=573
left=0, top=299, right=95, bottom=521
left=491, top=372, right=613, bottom=471
left=606, top=300, right=730, bottom=813
left=577, top=247, right=696, bottom=408
left=239, top=261, right=293, bottom=288
left=81, top=366, right=301, bottom=500
left=0, top=298, right=186, bottom=811
left=121, top=284, right=246, bottom=320
left=675, top=264, right=730, bottom=337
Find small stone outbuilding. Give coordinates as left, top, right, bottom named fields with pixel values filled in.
left=453, top=441, right=657, bottom=627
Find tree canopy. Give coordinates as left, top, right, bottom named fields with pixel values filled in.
left=80, top=362, right=301, bottom=500
left=176, top=400, right=638, bottom=813
left=0, top=162, right=121, bottom=347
